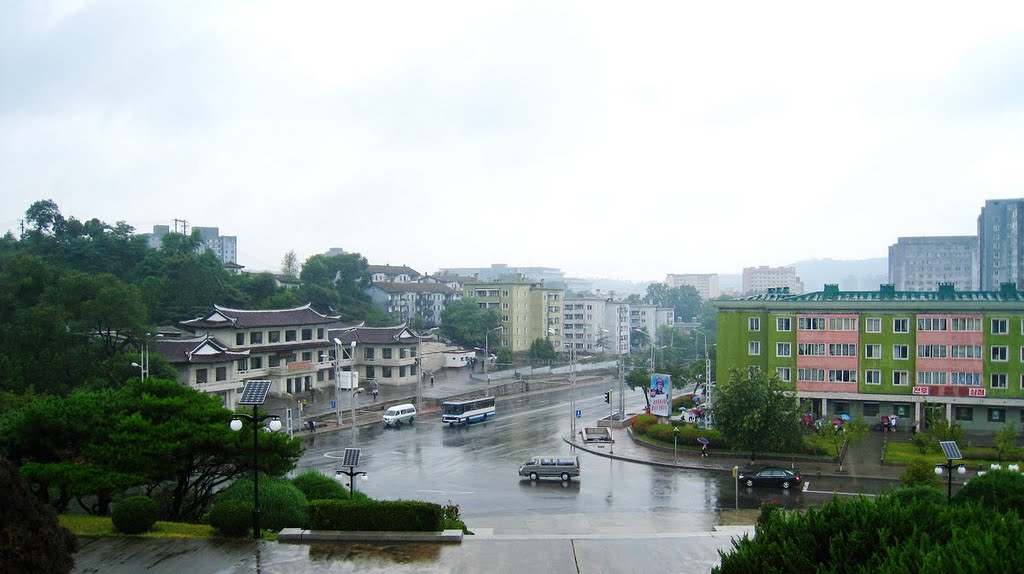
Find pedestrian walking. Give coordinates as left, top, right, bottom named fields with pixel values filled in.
left=371, top=386, right=379, bottom=401
left=701, top=443, right=709, bottom=458
left=430, top=374, right=434, bottom=387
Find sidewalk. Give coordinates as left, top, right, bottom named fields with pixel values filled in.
left=566, top=423, right=921, bottom=484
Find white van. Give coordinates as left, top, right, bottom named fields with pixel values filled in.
left=518, top=455, right=581, bottom=482
left=382, top=403, right=416, bottom=427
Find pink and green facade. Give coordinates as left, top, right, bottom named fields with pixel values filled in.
left=715, top=283, right=1024, bottom=432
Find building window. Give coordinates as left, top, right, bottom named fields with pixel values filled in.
left=991, top=373, right=1008, bottom=389
left=301, top=351, right=312, bottom=362
left=382, top=367, right=392, bottom=378
left=364, top=347, right=375, bottom=360
left=250, top=356, right=262, bottom=369
left=776, top=367, right=791, bottom=382
left=916, top=371, right=946, bottom=385
left=828, top=343, right=857, bottom=357
left=893, top=371, right=909, bottom=386
left=865, top=370, right=881, bottom=385
left=952, top=317, right=981, bottom=331
left=833, top=401, right=850, bottom=415
left=195, top=368, right=208, bottom=384
left=748, top=341, right=760, bottom=356
left=269, top=356, right=280, bottom=368
left=798, top=317, right=825, bottom=330
left=250, top=331, right=263, bottom=345
left=954, top=406, right=973, bottom=421
left=748, top=317, right=761, bottom=332
left=952, top=345, right=982, bottom=359
left=992, top=346, right=1008, bottom=361
left=216, top=366, right=227, bottom=381
left=285, top=329, right=297, bottom=342
left=865, top=318, right=881, bottom=333
left=864, top=344, right=882, bottom=359
left=828, top=317, right=857, bottom=331
left=863, top=402, right=879, bottom=417
left=798, top=343, right=826, bottom=356
left=894, top=404, right=910, bottom=417
left=951, top=372, right=980, bottom=386
left=992, top=318, right=1009, bottom=334
left=798, top=368, right=825, bottom=382
left=989, top=408, right=1006, bottom=423
left=917, top=345, right=947, bottom=358
left=365, top=366, right=375, bottom=379
left=776, top=342, right=791, bottom=357
left=382, top=348, right=393, bottom=359
left=268, top=330, right=281, bottom=343
left=893, top=345, right=909, bottom=360
left=893, top=318, right=909, bottom=333
left=236, top=333, right=245, bottom=345
left=917, top=318, right=947, bottom=331
left=776, top=317, right=791, bottom=331
left=317, top=328, right=325, bottom=339
left=828, top=369, right=857, bottom=383
left=301, top=328, right=313, bottom=341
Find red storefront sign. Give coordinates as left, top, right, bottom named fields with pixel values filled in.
left=968, top=387, right=987, bottom=397
left=912, top=386, right=929, bottom=395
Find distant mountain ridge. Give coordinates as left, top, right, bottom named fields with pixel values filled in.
left=719, top=258, right=889, bottom=294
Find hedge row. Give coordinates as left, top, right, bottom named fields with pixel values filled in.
left=309, top=500, right=443, bottom=531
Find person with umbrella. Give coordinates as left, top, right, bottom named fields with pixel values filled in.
left=698, top=437, right=710, bottom=457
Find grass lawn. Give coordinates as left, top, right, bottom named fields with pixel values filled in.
left=59, top=515, right=276, bottom=540
left=884, top=441, right=1021, bottom=469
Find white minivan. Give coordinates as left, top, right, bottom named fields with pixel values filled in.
left=382, top=403, right=416, bottom=427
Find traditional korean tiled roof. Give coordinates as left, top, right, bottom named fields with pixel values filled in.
left=153, top=336, right=249, bottom=365
left=368, top=282, right=455, bottom=294
left=367, top=264, right=420, bottom=277
left=180, top=304, right=340, bottom=329
left=328, top=324, right=419, bottom=346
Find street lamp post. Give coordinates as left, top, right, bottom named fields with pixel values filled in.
left=484, top=326, right=501, bottom=397
left=934, top=440, right=966, bottom=503
left=334, top=339, right=357, bottom=428
left=131, top=332, right=161, bottom=381
left=229, top=381, right=282, bottom=540
left=673, top=427, right=680, bottom=463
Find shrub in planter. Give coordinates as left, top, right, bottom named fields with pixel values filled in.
left=882, top=485, right=945, bottom=507
left=631, top=414, right=657, bottom=435
left=900, top=457, right=942, bottom=488
left=205, top=499, right=253, bottom=537
left=216, top=474, right=309, bottom=530
left=291, top=469, right=349, bottom=501
left=309, top=500, right=443, bottom=531
left=111, top=496, right=160, bottom=534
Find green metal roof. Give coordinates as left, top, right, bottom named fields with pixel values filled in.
left=722, top=282, right=1024, bottom=306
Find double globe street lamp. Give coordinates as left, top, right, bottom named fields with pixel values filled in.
left=230, top=380, right=283, bottom=540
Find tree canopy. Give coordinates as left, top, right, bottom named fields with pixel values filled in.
left=439, top=298, right=501, bottom=349
left=713, top=367, right=803, bottom=461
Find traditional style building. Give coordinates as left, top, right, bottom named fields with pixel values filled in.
left=715, top=283, right=1024, bottom=432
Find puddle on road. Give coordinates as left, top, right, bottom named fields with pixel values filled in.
left=308, top=542, right=442, bottom=564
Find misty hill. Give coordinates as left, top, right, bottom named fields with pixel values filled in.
left=792, top=258, right=888, bottom=292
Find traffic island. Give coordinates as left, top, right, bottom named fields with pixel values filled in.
left=277, top=528, right=464, bottom=544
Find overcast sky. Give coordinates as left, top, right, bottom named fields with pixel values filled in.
left=3, top=1, right=1024, bottom=282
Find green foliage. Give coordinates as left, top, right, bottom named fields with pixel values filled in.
left=290, top=470, right=349, bottom=501
left=644, top=283, right=704, bottom=333
left=900, top=457, right=942, bottom=488
left=714, top=491, right=1024, bottom=573
left=994, top=425, right=1020, bottom=462
left=308, top=499, right=444, bottom=531
left=438, top=298, right=501, bottom=349
left=925, top=417, right=966, bottom=444
left=528, top=337, right=556, bottom=361
left=0, top=454, right=78, bottom=574
left=205, top=499, right=253, bottom=538
left=953, top=469, right=1024, bottom=518
left=882, top=485, right=946, bottom=507
left=217, top=475, right=309, bottom=531
left=714, top=368, right=803, bottom=461
left=631, top=413, right=657, bottom=435
left=110, top=495, right=160, bottom=534
left=497, top=347, right=513, bottom=367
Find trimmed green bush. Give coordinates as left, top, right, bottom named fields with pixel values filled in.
left=0, top=455, right=78, bottom=573
left=715, top=493, right=1024, bottom=572
left=882, top=485, right=945, bottom=507
left=111, top=495, right=160, bottom=534
left=631, top=413, right=657, bottom=435
left=205, top=499, right=253, bottom=537
left=216, top=474, right=309, bottom=530
left=900, top=456, right=942, bottom=488
left=290, top=469, right=349, bottom=501
left=953, top=469, right=1024, bottom=517
left=308, top=500, right=443, bottom=531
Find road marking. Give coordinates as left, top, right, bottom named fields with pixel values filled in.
left=802, top=482, right=809, bottom=492
left=803, top=488, right=877, bottom=498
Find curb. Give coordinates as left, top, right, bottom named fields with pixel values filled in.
left=277, top=528, right=464, bottom=544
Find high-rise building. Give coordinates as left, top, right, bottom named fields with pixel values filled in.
left=742, top=266, right=805, bottom=295
left=665, top=273, right=720, bottom=300
left=888, top=236, right=978, bottom=291
left=978, top=198, right=1024, bottom=290
left=463, top=279, right=563, bottom=353
left=145, top=224, right=238, bottom=264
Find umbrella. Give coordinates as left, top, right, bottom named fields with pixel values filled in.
left=831, top=418, right=843, bottom=426
left=840, top=413, right=851, bottom=421
left=697, top=437, right=710, bottom=445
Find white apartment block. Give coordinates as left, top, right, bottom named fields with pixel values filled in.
left=742, top=265, right=805, bottom=295
left=665, top=273, right=720, bottom=300
left=888, top=236, right=978, bottom=291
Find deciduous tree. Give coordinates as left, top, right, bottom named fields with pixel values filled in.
left=713, top=367, right=803, bottom=462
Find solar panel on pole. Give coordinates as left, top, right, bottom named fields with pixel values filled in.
left=939, top=441, right=962, bottom=460
left=342, top=448, right=361, bottom=467
left=239, top=380, right=272, bottom=405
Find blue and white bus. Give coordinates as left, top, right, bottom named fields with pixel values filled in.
left=441, top=397, right=496, bottom=426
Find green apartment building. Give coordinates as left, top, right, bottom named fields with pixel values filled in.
left=464, top=279, right=564, bottom=353
left=716, top=283, right=1024, bottom=432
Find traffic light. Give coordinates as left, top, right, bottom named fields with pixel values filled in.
left=604, top=391, right=611, bottom=404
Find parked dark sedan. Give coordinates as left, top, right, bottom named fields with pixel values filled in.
left=738, top=467, right=802, bottom=489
